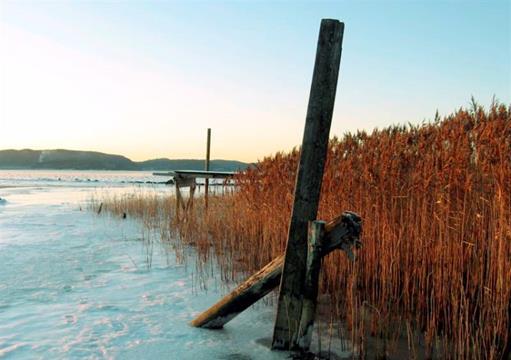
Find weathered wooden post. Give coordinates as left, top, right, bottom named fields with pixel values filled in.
left=205, top=128, right=211, bottom=209
left=174, top=175, right=196, bottom=222
left=297, top=220, right=325, bottom=350
left=175, top=180, right=182, bottom=222
left=272, top=19, right=344, bottom=350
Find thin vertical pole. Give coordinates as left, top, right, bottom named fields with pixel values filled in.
left=175, top=180, right=181, bottom=222
left=272, top=19, right=344, bottom=350
left=205, top=128, right=211, bottom=208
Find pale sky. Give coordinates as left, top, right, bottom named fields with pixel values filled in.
left=1, top=1, right=510, bottom=162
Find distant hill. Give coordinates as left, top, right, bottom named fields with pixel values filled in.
left=137, top=158, right=247, bottom=171
left=0, top=149, right=249, bottom=171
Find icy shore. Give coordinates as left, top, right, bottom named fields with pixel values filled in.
left=0, top=183, right=289, bottom=359
left=0, top=170, right=352, bottom=359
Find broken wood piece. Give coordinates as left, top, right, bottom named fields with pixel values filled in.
left=190, top=254, right=283, bottom=329
left=297, top=220, right=325, bottom=350
left=190, top=211, right=361, bottom=329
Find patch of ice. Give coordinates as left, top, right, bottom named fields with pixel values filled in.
left=0, top=178, right=353, bottom=359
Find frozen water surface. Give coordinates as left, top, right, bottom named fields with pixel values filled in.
left=0, top=171, right=350, bottom=359
left=0, top=171, right=289, bottom=360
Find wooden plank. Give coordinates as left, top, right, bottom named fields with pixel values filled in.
left=190, top=255, right=283, bottom=329
left=297, top=220, right=325, bottom=350
left=153, top=171, right=177, bottom=176
left=190, top=212, right=361, bottom=329
left=153, top=170, right=235, bottom=179
left=272, top=19, right=344, bottom=350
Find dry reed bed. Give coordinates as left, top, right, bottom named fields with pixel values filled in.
left=96, top=103, right=510, bottom=359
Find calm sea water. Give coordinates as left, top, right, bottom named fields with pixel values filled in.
left=0, top=169, right=168, bottom=188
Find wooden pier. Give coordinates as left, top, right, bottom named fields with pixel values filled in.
left=153, top=169, right=235, bottom=221
left=153, top=128, right=239, bottom=220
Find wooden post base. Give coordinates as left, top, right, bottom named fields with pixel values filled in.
left=190, top=212, right=361, bottom=329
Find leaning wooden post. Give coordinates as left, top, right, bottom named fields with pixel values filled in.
left=297, top=220, right=325, bottom=350
left=272, top=19, right=344, bottom=350
left=205, top=128, right=211, bottom=209
left=191, top=255, right=284, bottom=329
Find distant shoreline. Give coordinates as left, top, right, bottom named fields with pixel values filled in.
left=0, top=149, right=249, bottom=172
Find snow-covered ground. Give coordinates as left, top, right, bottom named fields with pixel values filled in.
left=0, top=170, right=351, bottom=359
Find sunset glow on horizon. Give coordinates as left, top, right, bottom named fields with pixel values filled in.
left=1, top=1, right=509, bottom=162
